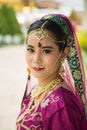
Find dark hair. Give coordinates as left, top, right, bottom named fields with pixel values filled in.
left=27, top=19, right=67, bottom=51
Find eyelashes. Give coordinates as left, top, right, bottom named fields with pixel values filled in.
left=27, top=48, right=52, bottom=54
left=27, top=48, right=34, bottom=53
left=43, top=50, right=52, bottom=54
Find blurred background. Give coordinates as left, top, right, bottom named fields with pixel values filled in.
left=0, top=0, right=87, bottom=130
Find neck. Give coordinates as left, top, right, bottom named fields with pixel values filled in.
left=38, top=73, right=61, bottom=87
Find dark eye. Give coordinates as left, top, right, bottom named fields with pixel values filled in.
left=27, top=48, right=34, bottom=53
left=43, top=50, right=52, bottom=54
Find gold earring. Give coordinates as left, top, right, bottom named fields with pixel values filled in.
left=58, top=65, right=64, bottom=77
left=27, top=68, right=31, bottom=75
left=58, top=60, right=64, bottom=77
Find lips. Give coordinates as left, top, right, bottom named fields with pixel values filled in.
left=33, top=67, right=44, bottom=71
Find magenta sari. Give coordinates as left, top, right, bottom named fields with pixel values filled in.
left=16, top=14, right=87, bottom=130
left=16, top=86, right=87, bottom=130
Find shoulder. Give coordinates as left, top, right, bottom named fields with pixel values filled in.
left=41, top=87, right=81, bottom=121
left=41, top=87, right=86, bottom=130
left=41, top=86, right=80, bottom=109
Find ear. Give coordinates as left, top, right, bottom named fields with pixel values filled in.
left=61, top=47, right=69, bottom=60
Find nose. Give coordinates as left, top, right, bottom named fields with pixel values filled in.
left=33, top=52, right=42, bottom=64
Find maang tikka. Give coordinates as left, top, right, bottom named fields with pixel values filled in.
left=35, top=30, right=45, bottom=41
left=29, top=20, right=65, bottom=44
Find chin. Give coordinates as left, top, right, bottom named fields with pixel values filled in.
left=32, top=73, right=46, bottom=80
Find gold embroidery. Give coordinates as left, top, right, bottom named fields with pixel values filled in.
left=41, top=99, right=49, bottom=108
left=41, top=95, right=60, bottom=108
left=69, top=47, right=76, bottom=57
left=24, top=112, right=42, bottom=122
left=16, top=112, right=43, bottom=130
left=73, top=70, right=82, bottom=80
left=20, top=124, right=30, bottom=130
left=17, top=76, right=63, bottom=122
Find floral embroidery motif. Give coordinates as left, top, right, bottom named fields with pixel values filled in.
left=41, top=94, right=60, bottom=108
left=73, top=70, right=82, bottom=80
left=69, top=58, right=79, bottom=68
left=41, top=99, right=49, bottom=108
left=69, top=47, right=76, bottom=57
left=50, top=94, right=60, bottom=103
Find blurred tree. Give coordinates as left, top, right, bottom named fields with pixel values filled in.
left=0, top=5, right=10, bottom=35
left=0, top=4, right=22, bottom=35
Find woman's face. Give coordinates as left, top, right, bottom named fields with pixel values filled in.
left=26, top=30, right=63, bottom=83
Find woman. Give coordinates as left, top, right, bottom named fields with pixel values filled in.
left=16, top=14, right=87, bottom=130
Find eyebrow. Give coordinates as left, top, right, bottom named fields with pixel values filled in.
left=41, top=46, right=54, bottom=49
left=27, top=45, right=54, bottom=49
left=27, top=45, right=34, bottom=48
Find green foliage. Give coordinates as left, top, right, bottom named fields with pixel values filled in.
left=82, top=50, right=87, bottom=79
left=76, top=30, right=87, bottom=52
left=0, top=7, right=9, bottom=35
left=0, top=4, right=22, bottom=35
left=0, top=4, right=24, bottom=46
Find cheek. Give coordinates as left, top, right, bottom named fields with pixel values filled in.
left=25, top=52, right=31, bottom=66
left=44, top=55, right=57, bottom=66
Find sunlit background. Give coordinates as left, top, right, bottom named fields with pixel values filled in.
left=0, top=0, right=87, bottom=130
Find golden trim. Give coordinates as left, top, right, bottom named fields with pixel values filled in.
left=16, top=76, right=63, bottom=122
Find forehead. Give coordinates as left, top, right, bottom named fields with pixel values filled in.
left=27, top=30, right=57, bottom=47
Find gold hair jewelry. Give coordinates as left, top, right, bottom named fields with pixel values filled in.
left=27, top=21, right=65, bottom=44
left=35, top=29, right=45, bottom=40
left=16, top=76, right=63, bottom=122
left=41, top=21, right=65, bottom=44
